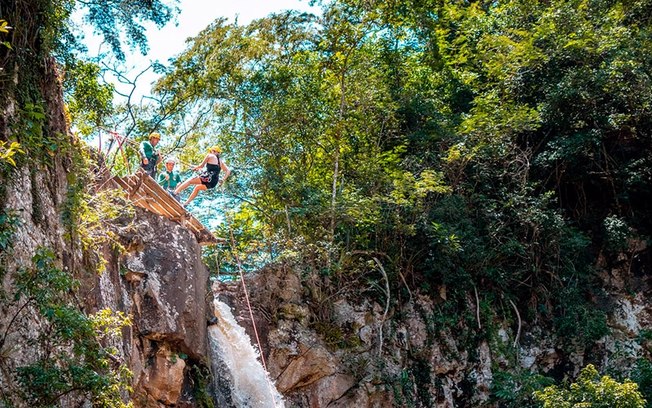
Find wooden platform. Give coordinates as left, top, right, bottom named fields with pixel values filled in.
left=110, top=170, right=219, bottom=245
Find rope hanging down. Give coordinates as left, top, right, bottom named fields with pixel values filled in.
left=224, top=222, right=282, bottom=402
left=227, top=226, right=268, bottom=372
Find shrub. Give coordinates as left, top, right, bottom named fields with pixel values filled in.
left=534, top=364, right=646, bottom=408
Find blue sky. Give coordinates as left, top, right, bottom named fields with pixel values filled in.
left=80, top=0, right=320, bottom=103
left=136, top=0, right=319, bottom=69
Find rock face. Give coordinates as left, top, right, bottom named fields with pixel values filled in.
left=94, top=207, right=210, bottom=406
left=220, top=243, right=652, bottom=408
left=1, top=165, right=211, bottom=408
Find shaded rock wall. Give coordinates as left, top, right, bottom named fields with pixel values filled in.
left=89, top=207, right=211, bottom=406
left=1, top=171, right=212, bottom=407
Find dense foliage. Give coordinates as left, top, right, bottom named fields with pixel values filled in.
left=11, top=248, right=132, bottom=407
left=156, top=0, right=650, bottom=331
left=149, top=0, right=652, bottom=404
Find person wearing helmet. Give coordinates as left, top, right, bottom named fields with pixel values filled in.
left=139, top=132, right=161, bottom=178
left=174, top=146, right=230, bottom=207
left=158, top=157, right=182, bottom=200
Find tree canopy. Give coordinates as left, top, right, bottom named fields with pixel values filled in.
left=154, top=0, right=651, bottom=311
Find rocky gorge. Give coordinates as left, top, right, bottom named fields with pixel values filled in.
left=1, top=94, right=651, bottom=406
left=2, top=2, right=652, bottom=406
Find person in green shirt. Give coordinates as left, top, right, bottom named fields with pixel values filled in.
left=139, top=132, right=161, bottom=178
left=158, top=157, right=182, bottom=200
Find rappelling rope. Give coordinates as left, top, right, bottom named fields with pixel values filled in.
left=102, top=130, right=133, bottom=173
left=227, top=226, right=268, bottom=371
left=225, top=221, right=282, bottom=406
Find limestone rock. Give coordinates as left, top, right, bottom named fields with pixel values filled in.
left=139, top=345, right=186, bottom=405
left=276, top=345, right=338, bottom=392
left=308, top=373, right=357, bottom=407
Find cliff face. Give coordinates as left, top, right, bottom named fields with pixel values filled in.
left=219, top=244, right=652, bottom=407
left=0, top=58, right=211, bottom=407
left=87, top=206, right=211, bottom=406
left=1, top=166, right=212, bottom=406
left=1, top=168, right=212, bottom=406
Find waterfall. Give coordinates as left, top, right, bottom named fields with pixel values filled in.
left=208, top=297, right=285, bottom=408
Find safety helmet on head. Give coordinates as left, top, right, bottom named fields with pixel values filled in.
left=165, top=157, right=176, bottom=164
left=149, top=132, right=161, bottom=140
left=209, top=145, right=222, bottom=154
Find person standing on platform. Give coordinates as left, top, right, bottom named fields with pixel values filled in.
left=139, top=132, right=161, bottom=178
left=158, top=157, right=182, bottom=201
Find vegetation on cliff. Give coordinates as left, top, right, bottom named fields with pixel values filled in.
left=151, top=0, right=651, bottom=405
left=0, top=0, right=177, bottom=406
left=2, top=0, right=652, bottom=406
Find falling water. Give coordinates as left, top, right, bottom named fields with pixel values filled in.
left=208, top=297, right=285, bottom=408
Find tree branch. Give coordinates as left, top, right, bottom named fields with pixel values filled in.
left=373, top=257, right=390, bottom=357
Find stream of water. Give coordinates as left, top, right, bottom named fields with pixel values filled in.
left=208, top=297, right=285, bottom=408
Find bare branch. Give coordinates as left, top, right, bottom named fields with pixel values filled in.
left=373, top=257, right=390, bottom=357
left=474, top=286, right=481, bottom=330
left=508, top=299, right=522, bottom=348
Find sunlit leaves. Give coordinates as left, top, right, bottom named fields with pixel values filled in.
left=64, top=60, right=114, bottom=136
left=89, top=309, right=132, bottom=337
left=0, top=141, right=23, bottom=168
left=390, top=169, right=451, bottom=206
left=535, top=364, right=646, bottom=408
left=0, top=19, right=10, bottom=34
left=155, top=7, right=409, bottom=246
left=0, top=19, right=12, bottom=49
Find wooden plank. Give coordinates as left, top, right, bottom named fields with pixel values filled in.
left=142, top=195, right=175, bottom=220
left=116, top=175, right=167, bottom=216
left=140, top=184, right=179, bottom=219
left=132, top=194, right=157, bottom=214
left=139, top=178, right=207, bottom=237
left=112, top=176, right=129, bottom=191
left=109, top=171, right=219, bottom=245
left=128, top=172, right=146, bottom=199
left=141, top=178, right=186, bottom=217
